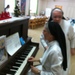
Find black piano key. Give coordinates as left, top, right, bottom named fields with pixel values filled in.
left=22, top=53, right=28, bottom=56
left=13, top=56, right=26, bottom=65
left=10, top=66, right=18, bottom=70
left=15, top=57, right=24, bottom=61
left=10, top=69, right=17, bottom=72
left=6, top=74, right=14, bottom=75
left=14, top=56, right=24, bottom=61
left=29, top=45, right=33, bottom=47
left=0, top=72, right=6, bottom=75
left=7, top=61, right=17, bottom=66
left=24, top=50, right=29, bottom=52
left=0, top=68, right=15, bottom=74
left=23, top=51, right=29, bottom=54
left=15, top=62, right=22, bottom=65
left=21, top=54, right=27, bottom=57
left=15, top=55, right=21, bottom=58
left=27, top=48, right=31, bottom=50
left=0, top=66, right=11, bottom=73
left=17, top=58, right=24, bottom=61
left=12, top=66, right=19, bottom=68
left=12, top=58, right=24, bottom=63
left=2, top=66, right=18, bottom=74
left=23, top=52, right=29, bottom=54
left=19, top=57, right=25, bottom=60
left=27, top=47, right=33, bottom=50
left=6, top=70, right=15, bottom=75
left=11, top=62, right=21, bottom=67
left=17, top=60, right=23, bottom=63
left=27, top=48, right=32, bottom=51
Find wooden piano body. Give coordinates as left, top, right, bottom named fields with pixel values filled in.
left=0, top=17, right=39, bottom=75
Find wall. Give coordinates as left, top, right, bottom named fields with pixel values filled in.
left=0, top=0, right=5, bottom=13
left=38, top=0, right=47, bottom=14
left=40, top=0, right=75, bottom=18
left=25, top=0, right=30, bottom=15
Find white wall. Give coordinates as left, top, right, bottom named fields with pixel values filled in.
left=40, top=0, right=75, bottom=19
left=0, top=0, right=5, bottom=13
left=25, top=0, right=30, bottom=15
left=5, top=0, right=15, bottom=13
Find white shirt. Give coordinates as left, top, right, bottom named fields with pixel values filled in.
left=27, top=41, right=63, bottom=75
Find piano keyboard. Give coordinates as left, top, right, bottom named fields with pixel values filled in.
left=15, top=46, right=36, bottom=75
left=0, top=45, right=36, bottom=75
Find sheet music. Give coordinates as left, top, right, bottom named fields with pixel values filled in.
left=5, top=32, right=22, bottom=56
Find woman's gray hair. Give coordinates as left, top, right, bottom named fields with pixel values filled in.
left=44, top=22, right=50, bottom=33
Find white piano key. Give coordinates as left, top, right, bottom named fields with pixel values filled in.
left=15, top=46, right=36, bottom=75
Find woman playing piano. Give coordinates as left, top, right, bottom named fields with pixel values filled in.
left=27, top=21, right=67, bottom=75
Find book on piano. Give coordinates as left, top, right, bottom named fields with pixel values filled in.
left=5, top=32, right=22, bottom=56
left=0, top=35, right=8, bottom=66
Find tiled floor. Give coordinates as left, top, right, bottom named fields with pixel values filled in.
left=28, top=27, right=75, bottom=75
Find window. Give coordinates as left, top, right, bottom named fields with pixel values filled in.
left=30, top=0, right=38, bottom=14
left=5, top=0, right=15, bottom=13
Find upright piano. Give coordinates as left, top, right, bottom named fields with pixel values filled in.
left=0, top=17, right=39, bottom=75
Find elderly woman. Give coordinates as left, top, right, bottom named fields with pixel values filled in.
left=27, top=21, right=67, bottom=75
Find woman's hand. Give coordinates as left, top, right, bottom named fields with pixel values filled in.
left=28, top=57, right=35, bottom=62
left=31, top=65, right=41, bottom=74
left=45, top=46, right=48, bottom=50
left=28, top=57, right=40, bottom=62
left=71, top=48, right=75, bottom=56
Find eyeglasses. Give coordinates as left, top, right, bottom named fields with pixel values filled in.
left=52, top=16, right=62, bottom=19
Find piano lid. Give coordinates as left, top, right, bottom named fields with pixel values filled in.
left=0, top=17, right=29, bottom=41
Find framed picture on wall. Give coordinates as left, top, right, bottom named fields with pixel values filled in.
left=21, top=0, right=26, bottom=15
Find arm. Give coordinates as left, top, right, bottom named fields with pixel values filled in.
left=40, top=50, right=63, bottom=75
left=71, top=48, right=75, bottom=55
left=31, top=49, right=63, bottom=75
left=28, top=57, right=40, bottom=63
left=68, top=25, right=75, bottom=55
left=40, top=33, right=48, bottom=50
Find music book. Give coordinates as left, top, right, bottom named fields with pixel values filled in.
left=5, top=32, right=22, bottom=56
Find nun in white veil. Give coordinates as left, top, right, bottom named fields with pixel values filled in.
left=26, top=21, right=67, bottom=75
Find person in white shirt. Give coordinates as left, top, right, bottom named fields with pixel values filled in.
left=40, top=8, right=75, bottom=75
left=27, top=21, right=67, bottom=75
